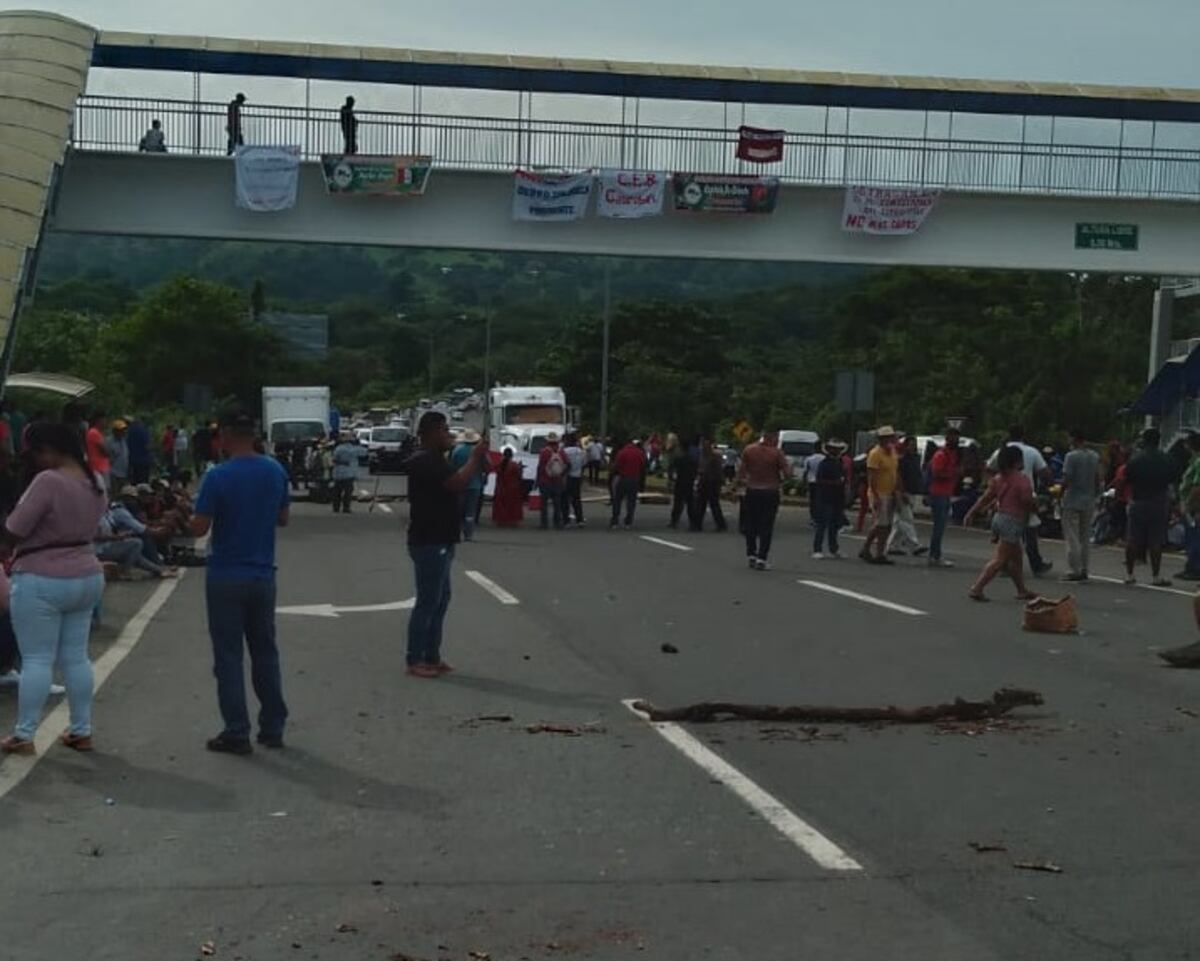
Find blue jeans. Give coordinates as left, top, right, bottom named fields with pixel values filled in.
left=205, top=577, right=288, bottom=740
left=812, top=501, right=840, bottom=555
left=11, top=572, right=105, bottom=740
left=407, top=544, right=455, bottom=666
left=1184, top=516, right=1200, bottom=574
left=929, top=495, right=951, bottom=561
left=540, top=482, right=566, bottom=529
left=461, top=488, right=482, bottom=540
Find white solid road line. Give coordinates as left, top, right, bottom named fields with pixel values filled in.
left=622, top=700, right=862, bottom=871
left=798, top=579, right=928, bottom=616
left=1090, top=574, right=1195, bottom=598
left=0, top=573, right=188, bottom=800
left=639, top=535, right=694, bottom=552
left=378, top=503, right=393, bottom=514
left=464, top=570, right=520, bottom=605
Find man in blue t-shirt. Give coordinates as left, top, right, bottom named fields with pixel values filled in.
left=190, top=409, right=290, bottom=754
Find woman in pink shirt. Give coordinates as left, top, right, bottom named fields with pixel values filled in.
left=963, top=443, right=1036, bottom=602
left=1, top=422, right=107, bottom=755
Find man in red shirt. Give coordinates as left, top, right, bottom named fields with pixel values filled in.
left=609, top=439, right=646, bottom=529
left=85, top=412, right=111, bottom=485
left=536, top=432, right=568, bottom=530
left=926, top=427, right=962, bottom=568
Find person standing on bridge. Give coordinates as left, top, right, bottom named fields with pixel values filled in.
left=190, top=409, right=291, bottom=754
left=405, top=412, right=489, bottom=678
left=138, top=119, right=167, bottom=153
left=737, top=429, right=791, bottom=571
left=226, top=93, right=246, bottom=156
left=340, top=96, right=358, bottom=155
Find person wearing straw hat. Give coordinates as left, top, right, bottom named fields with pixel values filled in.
left=812, top=439, right=847, bottom=559
left=449, top=429, right=487, bottom=540
left=861, top=426, right=899, bottom=565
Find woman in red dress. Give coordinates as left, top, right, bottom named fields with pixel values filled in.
left=491, top=449, right=525, bottom=527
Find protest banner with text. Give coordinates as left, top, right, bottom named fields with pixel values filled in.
left=320, top=155, right=433, bottom=196
left=673, top=174, right=780, bottom=214
left=235, top=145, right=301, bottom=212
left=841, top=186, right=940, bottom=235
left=513, top=170, right=593, bottom=221
left=596, top=170, right=666, bottom=218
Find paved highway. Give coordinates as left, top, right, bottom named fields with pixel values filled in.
left=1, top=497, right=1197, bottom=960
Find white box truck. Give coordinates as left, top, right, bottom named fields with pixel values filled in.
left=262, top=386, right=331, bottom=455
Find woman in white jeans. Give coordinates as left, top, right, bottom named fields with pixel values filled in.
left=0, top=422, right=107, bottom=755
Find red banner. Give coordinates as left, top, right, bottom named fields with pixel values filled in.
left=736, top=126, right=785, bottom=164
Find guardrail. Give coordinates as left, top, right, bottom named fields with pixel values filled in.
left=71, top=95, right=1200, bottom=200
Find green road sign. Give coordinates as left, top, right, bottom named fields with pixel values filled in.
left=1075, top=222, right=1139, bottom=251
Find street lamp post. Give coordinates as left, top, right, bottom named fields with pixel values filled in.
left=600, top=257, right=612, bottom=440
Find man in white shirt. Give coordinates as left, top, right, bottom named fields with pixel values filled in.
left=562, top=433, right=587, bottom=526
left=803, top=448, right=826, bottom=525
left=986, top=425, right=1054, bottom=575
left=585, top=438, right=605, bottom=485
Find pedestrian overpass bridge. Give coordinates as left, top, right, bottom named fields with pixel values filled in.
left=50, top=149, right=1200, bottom=275
left=4, top=8, right=1200, bottom=358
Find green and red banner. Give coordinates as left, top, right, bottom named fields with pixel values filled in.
left=672, top=173, right=780, bottom=214
left=319, top=154, right=433, bottom=196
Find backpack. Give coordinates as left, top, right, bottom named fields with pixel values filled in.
left=546, top=449, right=567, bottom=479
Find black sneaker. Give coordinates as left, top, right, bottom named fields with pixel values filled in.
left=206, top=734, right=252, bottom=755
left=1062, top=572, right=1087, bottom=583
left=256, top=733, right=285, bottom=749
left=872, top=555, right=895, bottom=566
left=912, top=547, right=928, bottom=557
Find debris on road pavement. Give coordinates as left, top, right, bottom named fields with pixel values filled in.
left=968, top=841, right=1008, bottom=853
left=1159, top=641, right=1200, bottom=668
left=525, top=723, right=606, bottom=736
left=1177, top=707, right=1200, bottom=719
left=660, top=642, right=679, bottom=654
left=199, top=941, right=216, bottom=957
left=1013, top=860, right=1064, bottom=874
left=334, top=922, right=357, bottom=933
left=631, top=688, right=1044, bottom=724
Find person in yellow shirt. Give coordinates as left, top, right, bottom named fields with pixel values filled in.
left=860, top=426, right=899, bottom=564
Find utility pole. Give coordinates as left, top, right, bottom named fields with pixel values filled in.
left=600, top=257, right=612, bottom=440
left=483, top=305, right=492, bottom=431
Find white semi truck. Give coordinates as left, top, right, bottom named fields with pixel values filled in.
left=487, top=385, right=577, bottom=483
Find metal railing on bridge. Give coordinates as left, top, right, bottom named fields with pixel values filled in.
left=71, top=95, right=1200, bottom=201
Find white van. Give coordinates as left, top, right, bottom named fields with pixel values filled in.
left=777, top=429, right=820, bottom=472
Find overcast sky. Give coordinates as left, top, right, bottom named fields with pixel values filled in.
left=29, top=0, right=1200, bottom=89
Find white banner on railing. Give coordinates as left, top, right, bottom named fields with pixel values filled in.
left=235, top=145, right=301, bottom=212
left=512, top=170, right=593, bottom=222
left=596, top=169, right=666, bottom=219
left=841, top=185, right=941, bottom=235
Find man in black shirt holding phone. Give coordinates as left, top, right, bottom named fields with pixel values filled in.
left=405, top=412, right=489, bottom=678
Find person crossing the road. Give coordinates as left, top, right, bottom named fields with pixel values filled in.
left=964, top=443, right=1036, bottom=603
left=1123, top=427, right=1176, bottom=587
left=812, top=439, right=847, bottom=559
left=330, top=430, right=362, bottom=514
left=1060, top=428, right=1102, bottom=582
left=190, top=410, right=291, bottom=754
left=986, top=426, right=1053, bottom=576
left=926, top=428, right=962, bottom=568
left=887, top=434, right=928, bottom=558
left=404, top=411, right=489, bottom=679
left=861, top=426, right=899, bottom=565
left=537, top=433, right=569, bottom=530
left=609, top=438, right=646, bottom=529
left=562, top=433, right=586, bottom=526
left=737, top=429, right=791, bottom=570
left=693, top=437, right=728, bottom=532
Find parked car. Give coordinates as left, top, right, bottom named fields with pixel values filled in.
left=367, top=425, right=413, bottom=474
